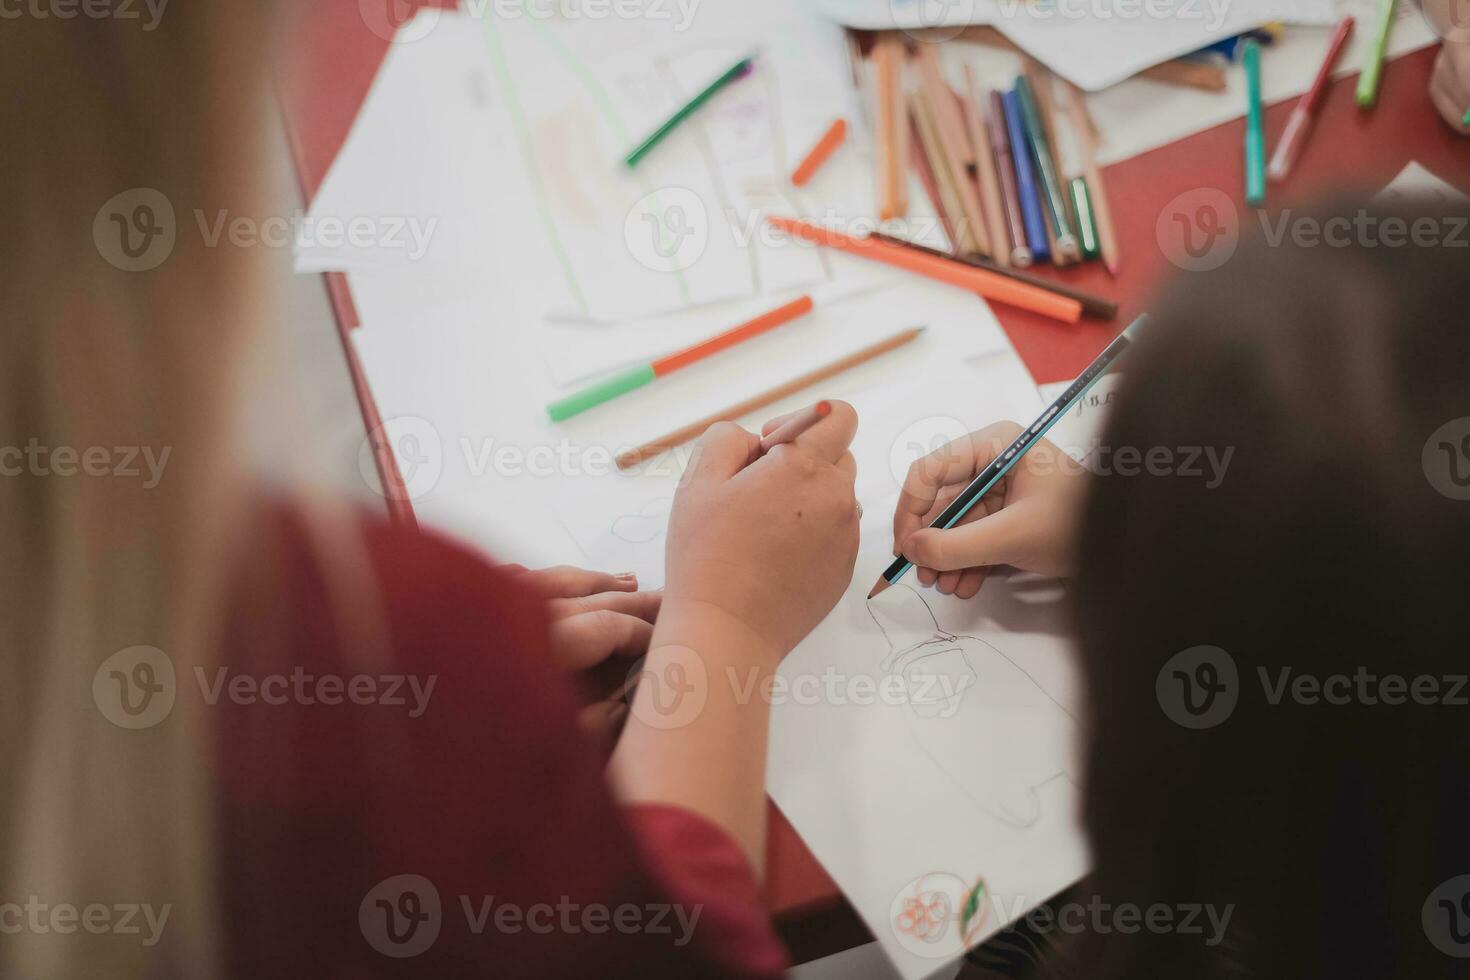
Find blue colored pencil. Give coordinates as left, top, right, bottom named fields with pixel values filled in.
left=1002, top=89, right=1049, bottom=263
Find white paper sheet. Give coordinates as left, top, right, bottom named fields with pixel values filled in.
left=814, top=0, right=1345, bottom=90
left=1377, top=160, right=1470, bottom=202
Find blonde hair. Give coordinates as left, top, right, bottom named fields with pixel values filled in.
left=1, top=7, right=275, bottom=976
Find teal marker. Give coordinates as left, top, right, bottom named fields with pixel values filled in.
left=1244, top=40, right=1266, bottom=208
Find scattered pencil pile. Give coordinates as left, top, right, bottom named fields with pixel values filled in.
left=854, top=34, right=1121, bottom=278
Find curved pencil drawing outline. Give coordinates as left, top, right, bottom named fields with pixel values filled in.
left=867, top=584, right=1077, bottom=830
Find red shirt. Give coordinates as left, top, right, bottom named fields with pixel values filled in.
left=216, top=506, right=787, bottom=978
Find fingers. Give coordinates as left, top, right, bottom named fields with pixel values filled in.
left=893, top=421, right=1023, bottom=549
left=578, top=698, right=629, bottom=752
left=900, top=500, right=1038, bottom=572
left=954, top=567, right=988, bottom=600
left=685, top=421, right=761, bottom=483
left=549, top=589, right=662, bottom=623
left=549, top=610, right=656, bottom=670
left=760, top=409, right=800, bottom=436
left=521, top=565, right=638, bottom=598
left=791, top=399, right=858, bottom=464
left=1430, top=50, right=1470, bottom=133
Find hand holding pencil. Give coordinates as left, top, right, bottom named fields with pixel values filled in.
left=662, top=401, right=861, bottom=658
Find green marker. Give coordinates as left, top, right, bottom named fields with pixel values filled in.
left=1356, top=0, right=1396, bottom=108
left=545, top=295, right=814, bottom=421
left=1244, top=40, right=1266, bottom=208
left=624, top=56, right=755, bottom=168
left=1069, top=176, right=1101, bottom=260
left=1013, top=76, right=1078, bottom=260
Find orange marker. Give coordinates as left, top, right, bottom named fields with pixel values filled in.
left=766, top=216, right=1082, bottom=323
left=792, top=119, right=848, bottom=186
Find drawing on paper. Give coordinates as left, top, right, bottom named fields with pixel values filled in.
left=868, top=585, right=1078, bottom=829
left=611, top=496, right=674, bottom=544
left=889, top=872, right=989, bottom=960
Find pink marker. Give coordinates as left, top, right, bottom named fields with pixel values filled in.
left=1268, top=17, right=1355, bottom=182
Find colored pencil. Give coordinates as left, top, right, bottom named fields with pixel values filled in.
left=874, top=38, right=909, bottom=220
left=792, top=118, right=848, bottom=186
left=962, top=67, right=1013, bottom=269
left=869, top=315, right=1148, bottom=597
left=1269, top=18, right=1354, bottom=181
left=1069, top=177, right=1101, bottom=260
left=1002, top=89, right=1050, bottom=263
left=1139, top=59, right=1228, bottom=91
left=908, top=112, right=962, bottom=247
left=1015, top=76, right=1079, bottom=261
left=988, top=91, right=1033, bottom=268
left=1020, top=62, right=1075, bottom=265
left=915, top=55, right=991, bottom=256
left=616, top=327, right=925, bottom=469
left=916, top=45, right=976, bottom=171
left=758, top=400, right=832, bottom=455
left=1061, top=83, right=1120, bottom=276
left=546, top=296, right=814, bottom=421
left=912, top=91, right=981, bottom=254
left=872, top=232, right=1117, bottom=319
left=624, top=56, right=754, bottom=168
left=1244, top=39, right=1266, bottom=207
left=767, top=215, right=1081, bottom=322
left=1356, top=0, right=1396, bottom=108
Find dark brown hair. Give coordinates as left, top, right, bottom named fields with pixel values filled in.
left=1067, top=199, right=1470, bottom=977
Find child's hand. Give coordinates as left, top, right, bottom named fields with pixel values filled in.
left=1425, top=0, right=1470, bottom=133
left=662, top=402, right=861, bottom=661
left=892, top=421, right=1088, bottom=598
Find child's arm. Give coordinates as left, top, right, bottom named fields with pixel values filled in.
left=610, top=404, right=861, bottom=874
left=891, top=422, right=1089, bottom=598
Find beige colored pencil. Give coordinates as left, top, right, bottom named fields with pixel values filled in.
left=910, top=92, right=979, bottom=254
left=615, top=327, right=925, bottom=470
left=1139, top=59, right=1228, bottom=92
left=961, top=64, right=1012, bottom=269
left=914, top=53, right=990, bottom=257
left=914, top=45, right=974, bottom=170
left=1062, top=83, right=1121, bottom=276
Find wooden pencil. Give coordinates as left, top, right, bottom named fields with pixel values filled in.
left=911, top=91, right=981, bottom=254
left=914, top=51, right=990, bottom=257
left=1062, top=82, right=1121, bottom=276
left=1138, top=59, right=1228, bottom=92
left=908, top=111, right=962, bottom=247
left=615, top=327, right=926, bottom=469
left=961, top=65, right=1012, bottom=268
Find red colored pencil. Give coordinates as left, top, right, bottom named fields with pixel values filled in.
left=1268, top=16, right=1355, bottom=181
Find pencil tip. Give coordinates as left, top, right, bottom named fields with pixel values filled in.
left=867, top=578, right=891, bottom=600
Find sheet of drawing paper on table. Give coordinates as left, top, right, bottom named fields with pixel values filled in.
left=767, top=507, right=1088, bottom=980
left=350, top=273, right=1014, bottom=586
left=816, top=0, right=1337, bottom=90
left=299, top=6, right=877, bottom=323
left=1376, top=161, right=1470, bottom=202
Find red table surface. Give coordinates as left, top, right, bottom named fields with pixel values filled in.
left=280, top=1, right=1469, bottom=940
